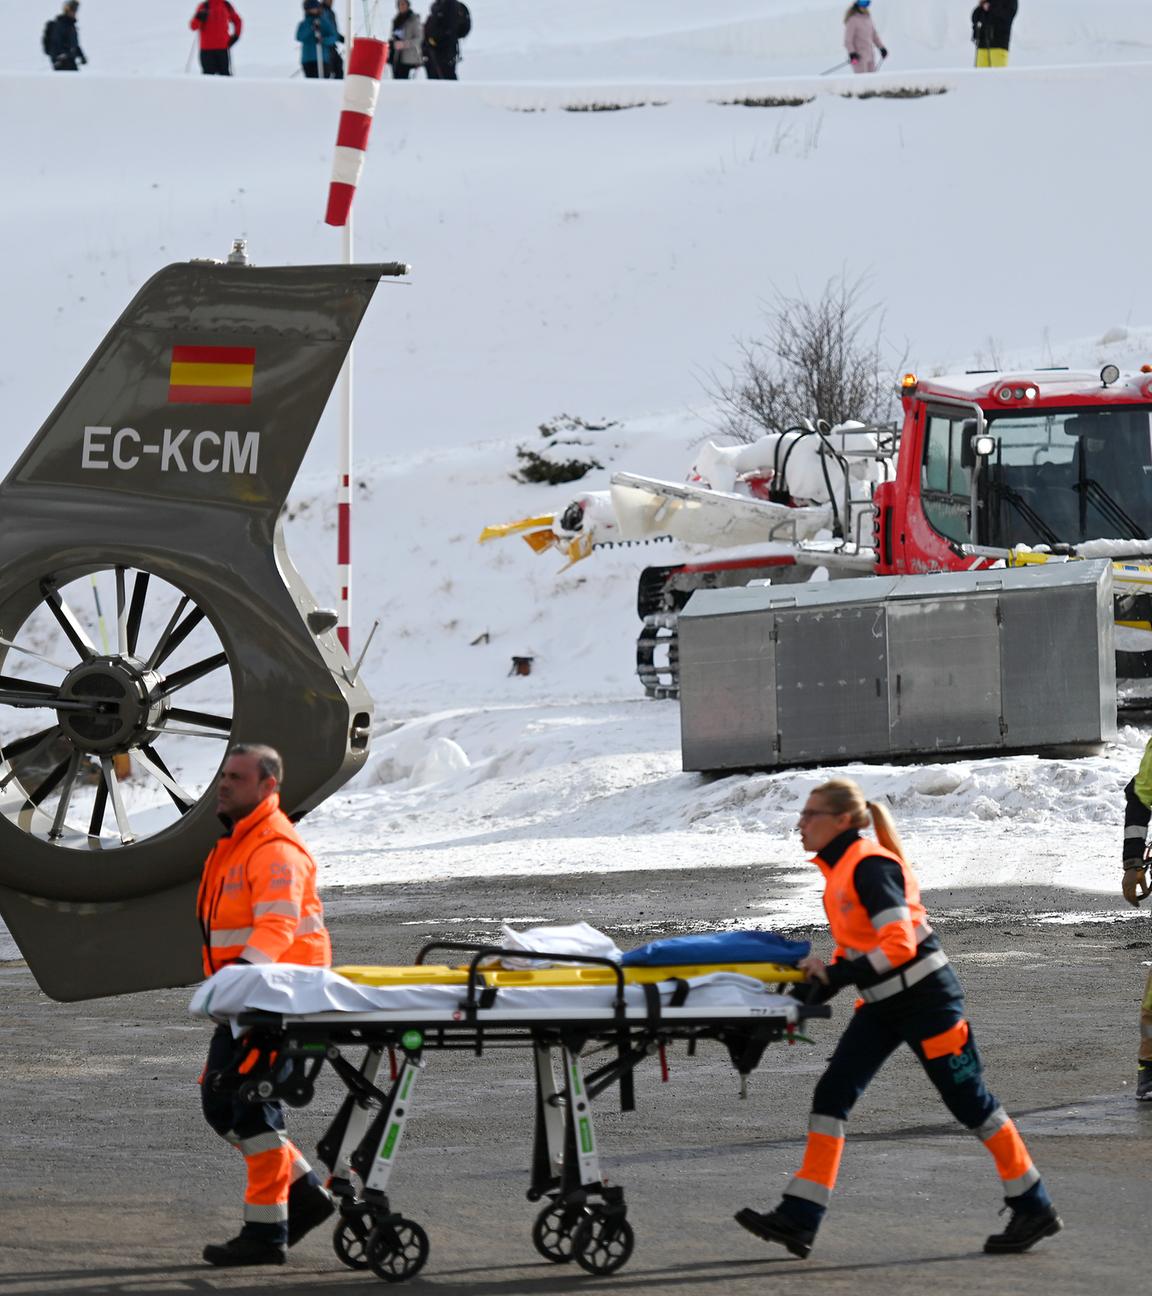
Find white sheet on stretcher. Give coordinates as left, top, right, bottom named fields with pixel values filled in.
left=188, top=964, right=801, bottom=1028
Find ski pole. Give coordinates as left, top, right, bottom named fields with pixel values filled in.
left=820, top=58, right=850, bottom=75
left=185, top=33, right=197, bottom=73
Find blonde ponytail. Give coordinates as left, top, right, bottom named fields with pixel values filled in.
left=811, top=778, right=907, bottom=862
left=866, top=799, right=906, bottom=862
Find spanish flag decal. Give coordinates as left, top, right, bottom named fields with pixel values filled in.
left=168, top=345, right=255, bottom=405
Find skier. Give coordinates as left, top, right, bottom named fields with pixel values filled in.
left=843, top=0, right=887, bottom=74
left=321, top=0, right=345, bottom=78
left=190, top=0, right=242, bottom=76
left=44, top=1, right=86, bottom=71
left=389, top=0, right=424, bottom=80
left=736, top=778, right=1062, bottom=1258
left=972, top=0, right=1018, bottom=68
left=423, top=0, right=470, bottom=80
left=1120, top=736, right=1152, bottom=1100
left=297, top=0, right=341, bottom=79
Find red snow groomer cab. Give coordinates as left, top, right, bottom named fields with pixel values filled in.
left=877, top=366, right=1152, bottom=572
left=875, top=365, right=1152, bottom=690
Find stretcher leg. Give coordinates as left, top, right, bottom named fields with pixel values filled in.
left=316, top=1047, right=386, bottom=1271
left=529, top=1042, right=566, bottom=1195
left=527, top=1043, right=635, bottom=1275
left=317, top=1046, right=430, bottom=1283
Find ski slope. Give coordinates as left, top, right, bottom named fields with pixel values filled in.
left=2, top=1, right=1151, bottom=959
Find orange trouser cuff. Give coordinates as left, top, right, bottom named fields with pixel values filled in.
left=981, top=1116, right=1040, bottom=1193
left=243, top=1139, right=293, bottom=1209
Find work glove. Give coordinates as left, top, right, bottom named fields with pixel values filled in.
left=229, top=34, right=239, bottom=46
left=880, top=46, right=888, bottom=57
left=848, top=52, right=859, bottom=63
left=1123, top=865, right=1150, bottom=906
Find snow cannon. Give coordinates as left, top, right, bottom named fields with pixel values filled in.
left=0, top=257, right=407, bottom=1001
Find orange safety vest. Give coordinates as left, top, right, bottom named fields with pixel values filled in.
left=816, top=837, right=935, bottom=987
left=196, top=793, right=331, bottom=976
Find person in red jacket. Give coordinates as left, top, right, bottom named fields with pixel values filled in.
left=190, top=0, right=242, bottom=76
left=736, top=777, right=1061, bottom=1259
left=197, top=744, right=335, bottom=1267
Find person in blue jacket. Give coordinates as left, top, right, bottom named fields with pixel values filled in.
left=297, top=0, right=341, bottom=78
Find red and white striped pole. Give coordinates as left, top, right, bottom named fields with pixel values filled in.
left=325, top=34, right=388, bottom=654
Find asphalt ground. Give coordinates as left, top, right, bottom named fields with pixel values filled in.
left=0, top=867, right=1149, bottom=1295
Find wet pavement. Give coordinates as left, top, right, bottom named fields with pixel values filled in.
left=0, top=867, right=1148, bottom=1294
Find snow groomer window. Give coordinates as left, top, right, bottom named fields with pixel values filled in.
left=981, top=408, right=1152, bottom=548
left=921, top=412, right=971, bottom=544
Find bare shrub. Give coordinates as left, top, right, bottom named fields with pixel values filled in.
left=716, top=95, right=813, bottom=108
left=704, top=275, right=905, bottom=441
left=844, top=85, right=948, bottom=100
left=510, top=413, right=615, bottom=485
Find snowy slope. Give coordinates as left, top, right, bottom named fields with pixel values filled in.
left=2, top=2, right=1151, bottom=962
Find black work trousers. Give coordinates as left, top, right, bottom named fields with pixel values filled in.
left=812, top=971, right=997, bottom=1129
left=200, top=49, right=231, bottom=75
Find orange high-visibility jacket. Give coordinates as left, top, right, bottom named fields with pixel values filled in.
left=197, top=793, right=331, bottom=975
left=816, top=836, right=933, bottom=981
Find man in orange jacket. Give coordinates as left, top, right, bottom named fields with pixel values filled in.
left=197, top=743, right=336, bottom=1267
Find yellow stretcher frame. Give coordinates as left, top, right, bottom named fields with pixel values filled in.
left=335, top=961, right=806, bottom=988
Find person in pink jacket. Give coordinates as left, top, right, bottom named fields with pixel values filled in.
left=844, top=0, right=887, bottom=73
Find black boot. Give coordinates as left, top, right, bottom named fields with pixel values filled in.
left=735, top=1207, right=816, bottom=1259
left=202, top=1235, right=288, bottom=1267
left=983, top=1203, right=1062, bottom=1254
left=287, top=1180, right=336, bottom=1247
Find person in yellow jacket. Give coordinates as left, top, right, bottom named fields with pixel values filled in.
left=1121, top=737, right=1152, bottom=1099
left=736, top=778, right=1061, bottom=1259
left=197, top=743, right=336, bottom=1267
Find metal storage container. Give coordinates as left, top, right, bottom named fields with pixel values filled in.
left=678, top=560, right=1116, bottom=772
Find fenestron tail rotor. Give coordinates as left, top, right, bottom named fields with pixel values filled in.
left=0, top=565, right=233, bottom=850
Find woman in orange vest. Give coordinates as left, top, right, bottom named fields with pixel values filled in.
left=736, top=778, right=1061, bottom=1258
left=197, top=743, right=335, bottom=1267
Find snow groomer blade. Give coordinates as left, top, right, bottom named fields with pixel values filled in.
left=0, top=258, right=406, bottom=1000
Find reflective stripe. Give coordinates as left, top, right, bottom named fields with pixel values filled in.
left=239, top=1131, right=287, bottom=1157
left=1125, top=825, right=1147, bottom=839
left=912, top=920, right=934, bottom=941
left=809, top=1114, right=846, bottom=1139
left=867, top=948, right=893, bottom=974
left=843, top=946, right=862, bottom=960
left=784, top=1177, right=831, bottom=1206
left=243, top=1201, right=289, bottom=1223
left=254, top=901, right=300, bottom=919
left=296, top=913, right=327, bottom=936
left=973, top=1106, right=1009, bottom=1141
left=859, top=949, right=949, bottom=1003
left=1003, top=1166, right=1041, bottom=1195
left=241, top=945, right=275, bottom=965
left=210, top=927, right=253, bottom=946
left=871, top=905, right=911, bottom=930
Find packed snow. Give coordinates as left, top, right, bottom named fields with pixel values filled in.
left=2, top=1, right=1152, bottom=961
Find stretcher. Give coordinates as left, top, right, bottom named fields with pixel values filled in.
left=190, top=941, right=828, bottom=1283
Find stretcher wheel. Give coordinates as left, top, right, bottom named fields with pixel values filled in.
left=365, top=1217, right=429, bottom=1283
left=531, top=1202, right=580, bottom=1263
left=572, top=1211, right=634, bottom=1276
left=283, top=1078, right=315, bottom=1108
left=236, top=1078, right=275, bottom=1104
left=332, top=1217, right=373, bottom=1270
